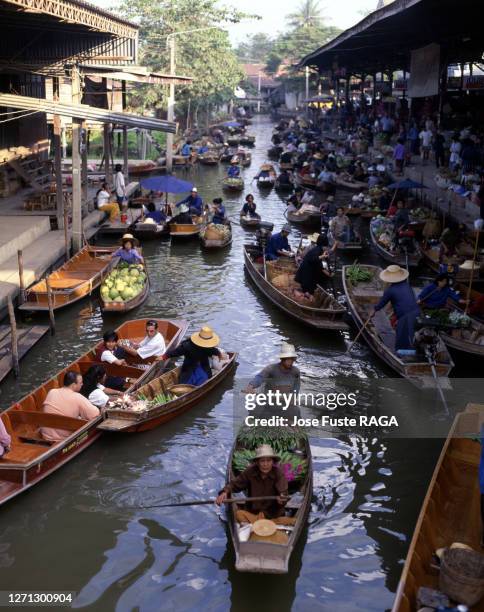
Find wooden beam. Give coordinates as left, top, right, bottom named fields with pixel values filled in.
left=53, top=76, right=64, bottom=230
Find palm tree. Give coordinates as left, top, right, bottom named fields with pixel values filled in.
left=286, top=0, right=324, bottom=29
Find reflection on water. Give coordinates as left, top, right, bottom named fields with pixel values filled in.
left=0, top=116, right=449, bottom=611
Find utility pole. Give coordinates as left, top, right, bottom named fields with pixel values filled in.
left=166, top=35, right=176, bottom=174
left=257, top=71, right=261, bottom=114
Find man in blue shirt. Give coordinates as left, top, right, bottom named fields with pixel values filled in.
left=211, top=198, right=226, bottom=224
left=181, top=141, right=192, bottom=157
left=418, top=274, right=466, bottom=309
left=265, top=224, right=293, bottom=261
left=373, top=265, right=420, bottom=354
left=227, top=160, right=240, bottom=178
left=176, top=188, right=203, bottom=216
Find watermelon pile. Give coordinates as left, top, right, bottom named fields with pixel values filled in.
left=100, top=262, right=146, bottom=304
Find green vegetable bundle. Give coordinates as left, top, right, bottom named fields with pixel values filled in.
left=137, top=391, right=173, bottom=406
left=346, top=263, right=373, bottom=285
left=236, top=426, right=306, bottom=454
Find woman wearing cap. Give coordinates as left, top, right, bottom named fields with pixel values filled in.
left=372, top=265, right=420, bottom=355
left=163, top=326, right=222, bottom=386
left=216, top=445, right=294, bottom=525
left=168, top=203, right=193, bottom=225
left=265, top=224, right=293, bottom=261
left=294, top=234, right=333, bottom=300
left=112, top=234, right=143, bottom=264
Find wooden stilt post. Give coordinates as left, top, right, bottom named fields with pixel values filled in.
left=53, top=77, right=64, bottom=230
left=17, top=250, right=25, bottom=305
left=46, top=278, right=56, bottom=334
left=7, top=297, right=19, bottom=377
left=63, top=205, right=70, bottom=259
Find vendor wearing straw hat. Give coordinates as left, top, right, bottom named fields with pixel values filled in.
left=227, top=158, right=241, bottom=178
left=112, top=234, right=143, bottom=264
left=163, top=325, right=222, bottom=386
left=372, top=265, right=420, bottom=355
left=265, top=223, right=294, bottom=261
left=216, top=444, right=295, bottom=525
left=246, top=342, right=300, bottom=395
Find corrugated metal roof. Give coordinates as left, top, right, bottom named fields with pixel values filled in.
left=0, top=93, right=176, bottom=132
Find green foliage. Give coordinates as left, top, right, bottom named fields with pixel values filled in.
left=114, top=0, right=252, bottom=115
left=236, top=426, right=306, bottom=454
left=235, top=33, right=274, bottom=63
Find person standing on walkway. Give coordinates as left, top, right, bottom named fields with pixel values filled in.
left=393, top=138, right=406, bottom=175
left=419, top=127, right=433, bottom=164
left=114, top=164, right=127, bottom=208
left=433, top=130, right=446, bottom=168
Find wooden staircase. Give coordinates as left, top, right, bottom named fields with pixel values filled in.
left=7, top=155, right=52, bottom=193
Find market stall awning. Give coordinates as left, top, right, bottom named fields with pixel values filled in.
left=0, top=93, right=176, bottom=132
left=78, top=65, right=193, bottom=85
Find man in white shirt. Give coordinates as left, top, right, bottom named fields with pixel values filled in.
left=124, top=320, right=166, bottom=361
left=114, top=164, right=126, bottom=207
left=419, top=129, right=433, bottom=163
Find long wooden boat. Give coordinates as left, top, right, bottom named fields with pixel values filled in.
left=101, top=258, right=150, bottom=313
left=342, top=264, right=454, bottom=385
left=227, top=137, right=240, bottom=147
left=370, top=223, right=422, bottom=268
left=99, top=352, right=237, bottom=432
left=328, top=231, right=364, bottom=251
left=200, top=222, right=232, bottom=249
left=236, top=153, right=251, bottom=167
left=267, top=146, right=283, bottom=160
left=19, top=246, right=117, bottom=312
left=131, top=221, right=169, bottom=240
left=424, top=304, right=484, bottom=357
left=239, top=214, right=263, bottom=230
left=392, top=402, right=484, bottom=612
left=227, top=431, right=312, bottom=573
left=293, top=174, right=325, bottom=192
left=275, top=178, right=294, bottom=193
left=0, top=318, right=187, bottom=506
left=244, top=245, right=349, bottom=330
left=239, top=135, right=256, bottom=146
left=421, top=244, right=484, bottom=283
left=198, top=152, right=220, bottom=165
left=169, top=215, right=204, bottom=239
left=335, top=175, right=368, bottom=191
left=222, top=177, right=244, bottom=192
left=257, top=176, right=276, bottom=190
left=285, top=208, right=320, bottom=228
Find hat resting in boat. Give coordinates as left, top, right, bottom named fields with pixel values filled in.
left=121, top=233, right=139, bottom=245
left=252, top=518, right=277, bottom=537
left=251, top=444, right=280, bottom=462
left=191, top=325, right=219, bottom=348
left=279, top=342, right=297, bottom=359
left=460, top=259, right=480, bottom=270
left=379, top=265, right=409, bottom=283
left=178, top=204, right=190, bottom=213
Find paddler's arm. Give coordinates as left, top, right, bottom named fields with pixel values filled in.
left=216, top=470, right=250, bottom=505
left=244, top=365, right=272, bottom=393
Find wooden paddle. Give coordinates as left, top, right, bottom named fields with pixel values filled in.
left=134, top=495, right=288, bottom=509
left=346, top=312, right=374, bottom=354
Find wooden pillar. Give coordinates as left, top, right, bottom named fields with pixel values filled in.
left=53, top=77, right=64, bottom=230
left=103, top=123, right=112, bottom=185
left=345, top=76, right=350, bottom=103
left=121, top=81, right=129, bottom=183
left=71, top=66, right=83, bottom=253
left=81, top=122, right=88, bottom=207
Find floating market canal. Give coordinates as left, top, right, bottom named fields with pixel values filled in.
left=0, top=116, right=473, bottom=611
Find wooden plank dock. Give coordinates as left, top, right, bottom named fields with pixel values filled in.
left=0, top=324, right=49, bottom=383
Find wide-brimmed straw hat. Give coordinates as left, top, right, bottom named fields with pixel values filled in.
left=121, top=233, right=139, bottom=246
left=435, top=542, right=474, bottom=560
left=279, top=342, right=297, bottom=359
left=191, top=325, right=220, bottom=348
left=261, top=163, right=272, bottom=171
left=252, top=519, right=277, bottom=537
left=379, top=265, right=409, bottom=283
left=251, top=444, right=280, bottom=462
left=460, top=259, right=480, bottom=270
left=313, top=152, right=323, bottom=159
left=326, top=195, right=335, bottom=202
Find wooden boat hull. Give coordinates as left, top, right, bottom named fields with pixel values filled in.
left=239, top=215, right=264, bottom=230
left=227, top=138, right=240, bottom=146
left=101, top=258, right=150, bottom=313
left=239, top=137, right=255, bottom=146
left=222, top=178, right=244, bottom=192
left=198, top=156, right=220, bottom=165
left=19, top=246, right=117, bottom=312
left=132, top=222, right=169, bottom=240
left=370, top=225, right=422, bottom=267
left=342, top=264, right=454, bottom=385
left=421, top=246, right=483, bottom=283
left=200, top=226, right=232, bottom=249
left=240, top=155, right=252, bottom=167
left=392, top=403, right=484, bottom=611
left=244, top=245, right=349, bottom=330
left=257, top=179, right=275, bottom=190
left=169, top=223, right=202, bottom=239
left=335, top=177, right=368, bottom=191
left=227, top=435, right=312, bottom=574
left=0, top=318, right=187, bottom=506
left=275, top=180, right=294, bottom=193
left=285, top=210, right=320, bottom=227
left=99, top=353, right=237, bottom=432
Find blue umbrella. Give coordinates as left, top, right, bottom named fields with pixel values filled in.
left=140, top=175, right=193, bottom=193
left=221, top=121, right=241, bottom=128
left=388, top=179, right=427, bottom=190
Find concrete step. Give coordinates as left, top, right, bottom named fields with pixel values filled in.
left=0, top=216, right=51, bottom=266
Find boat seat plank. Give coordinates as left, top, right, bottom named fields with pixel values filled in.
left=0, top=444, right=47, bottom=464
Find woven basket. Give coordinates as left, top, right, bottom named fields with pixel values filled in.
left=439, top=548, right=484, bottom=606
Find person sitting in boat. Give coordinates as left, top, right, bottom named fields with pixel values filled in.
left=169, top=204, right=193, bottom=225
left=280, top=150, right=293, bottom=164
left=265, top=224, right=294, bottom=261
left=197, top=142, right=209, bottom=154
left=227, top=159, right=241, bottom=178
left=417, top=274, right=467, bottom=311
left=40, top=371, right=100, bottom=442
left=321, top=195, right=337, bottom=220
left=379, top=187, right=392, bottom=213
left=294, top=234, right=333, bottom=301
left=96, top=331, right=133, bottom=391
left=0, top=417, right=11, bottom=458
left=245, top=343, right=300, bottom=396
left=112, top=234, right=144, bottom=265
left=144, top=201, right=166, bottom=224
left=216, top=444, right=295, bottom=526
left=96, top=182, right=120, bottom=222
left=255, top=164, right=275, bottom=181
left=122, top=319, right=167, bottom=361
left=241, top=194, right=259, bottom=218
left=372, top=265, right=420, bottom=357
left=163, top=326, right=222, bottom=386
left=299, top=161, right=311, bottom=177
left=80, top=365, right=122, bottom=409
left=393, top=200, right=410, bottom=233
left=277, top=168, right=293, bottom=187
left=288, top=188, right=303, bottom=209
left=329, top=208, right=353, bottom=244
left=211, top=198, right=227, bottom=225
left=176, top=187, right=203, bottom=216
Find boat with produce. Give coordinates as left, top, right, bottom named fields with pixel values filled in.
left=244, top=245, right=348, bottom=330
left=335, top=174, right=368, bottom=191
left=0, top=318, right=187, bottom=506
left=392, top=402, right=484, bottom=612
left=98, top=352, right=237, bottom=432
left=239, top=134, right=256, bottom=146
left=227, top=427, right=312, bottom=574
left=420, top=244, right=484, bottom=283
left=19, top=246, right=117, bottom=312
left=169, top=215, right=204, bottom=239
left=256, top=164, right=276, bottom=190
left=418, top=306, right=484, bottom=357
left=370, top=218, right=422, bottom=267
left=100, top=259, right=150, bottom=313
left=198, top=151, right=220, bottom=165
left=222, top=177, right=244, bottom=192
left=200, top=222, right=232, bottom=249
left=342, top=263, right=453, bottom=385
